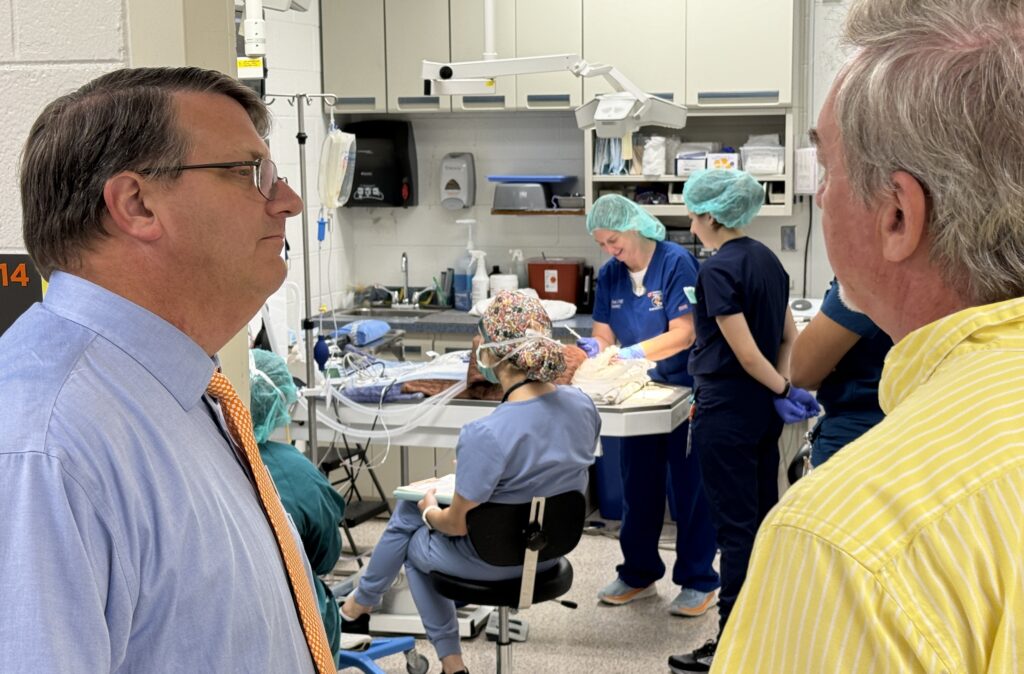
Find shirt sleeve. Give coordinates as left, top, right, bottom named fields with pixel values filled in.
left=820, top=279, right=880, bottom=338
left=591, top=262, right=612, bottom=325
left=699, top=262, right=742, bottom=317
left=663, top=250, right=699, bottom=321
left=0, top=453, right=133, bottom=673
left=454, top=423, right=506, bottom=504
left=713, top=522, right=947, bottom=674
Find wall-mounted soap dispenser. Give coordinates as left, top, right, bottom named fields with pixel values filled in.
left=440, top=152, right=475, bottom=209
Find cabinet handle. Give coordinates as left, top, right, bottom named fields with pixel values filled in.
left=526, top=94, right=571, bottom=106
left=398, top=96, right=440, bottom=106
left=697, top=90, right=780, bottom=103
left=336, top=96, right=376, bottom=106
left=653, top=92, right=674, bottom=101
left=463, top=95, right=505, bottom=105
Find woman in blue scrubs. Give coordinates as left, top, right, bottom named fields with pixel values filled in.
left=579, top=194, right=720, bottom=617
left=669, top=170, right=818, bottom=672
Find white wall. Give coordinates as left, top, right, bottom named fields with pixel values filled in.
left=0, top=0, right=127, bottom=253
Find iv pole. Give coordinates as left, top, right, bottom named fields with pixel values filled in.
left=264, top=91, right=338, bottom=468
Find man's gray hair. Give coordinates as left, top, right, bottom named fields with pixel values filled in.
left=836, top=0, right=1024, bottom=304
left=20, top=67, right=270, bottom=279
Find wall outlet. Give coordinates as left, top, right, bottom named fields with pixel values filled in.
left=781, top=225, right=797, bottom=251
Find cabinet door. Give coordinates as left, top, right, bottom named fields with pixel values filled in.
left=583, top=0, right=685, bottom=106
left=686, top=0, right=793, bottom=106
left=450, top=0, right=517, bottom=110
left=515, top=0, right=583, bottom=110
left=321, top=0, right=387, bottom=114
left=385, top=0, right=451, bottom=112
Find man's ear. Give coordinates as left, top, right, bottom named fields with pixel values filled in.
left=878, top=170, right=928, bottom=263
left=102, top=172, right=163, bottom=242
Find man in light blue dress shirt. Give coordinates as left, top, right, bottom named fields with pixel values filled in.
left=0, top=68, right=318, bottom=672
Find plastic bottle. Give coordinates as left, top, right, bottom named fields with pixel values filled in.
left=470, top=250, right=489, bottom=306
left=453, top=218, right=476, bottom=311
left=510, top=249, right=528, bottom=290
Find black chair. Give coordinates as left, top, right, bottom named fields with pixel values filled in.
left=429, top=491, right=585, bottom=674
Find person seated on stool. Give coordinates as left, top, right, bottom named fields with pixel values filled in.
left=340, top=291, right=602, bottom=674
left=249, top=348, right=348, bottom=659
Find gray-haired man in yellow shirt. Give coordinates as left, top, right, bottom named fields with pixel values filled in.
left=670, top=0, right=1024, bottom=672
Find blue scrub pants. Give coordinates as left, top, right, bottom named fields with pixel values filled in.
left=691, top=375, right=783, bottom=635
left=353, top=501, right=554, bottom=660
left=810, top=411, right=883, bottom=467
left=613, top=421, right=720, bottom=592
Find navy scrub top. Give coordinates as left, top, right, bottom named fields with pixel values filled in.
left=816, top=278, right=893, bottom=416
left=593, top=239, right=700, bottom=386
left=688, top=237, right=789, bottom=377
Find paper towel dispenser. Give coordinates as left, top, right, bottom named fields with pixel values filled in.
left=343, top=119, right=417, bottom=207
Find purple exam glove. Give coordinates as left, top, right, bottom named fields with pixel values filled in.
left=576, top=337, right=600, bottom=358
left=773, top=385, right=820, bottom=424
left=617, top=344, right=646, bottom=360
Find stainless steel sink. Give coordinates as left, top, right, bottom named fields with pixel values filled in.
left=342, top=306, right=446, bottom=318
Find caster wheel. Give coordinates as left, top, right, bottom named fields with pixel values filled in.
left=405, top=649, right=429, bottom=674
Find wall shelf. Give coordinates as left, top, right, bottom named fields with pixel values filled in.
left=490, top=208, right=585, bottom=216
left=592, top=174, right=787, bottom=183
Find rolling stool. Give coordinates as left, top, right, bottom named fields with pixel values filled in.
left=429, top=491, right=585, bottom=674
left=336, top=635, right=429, bottom=674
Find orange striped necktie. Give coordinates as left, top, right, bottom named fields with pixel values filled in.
left=206, top=370, right=334, bottom=674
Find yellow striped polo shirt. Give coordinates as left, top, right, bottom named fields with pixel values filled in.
left=714, top=298, right=1024, bottom=673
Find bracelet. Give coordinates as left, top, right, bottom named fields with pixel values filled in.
left=778, top=378, right=791, bottom=398
left=421, top=504, right=441, bottom=531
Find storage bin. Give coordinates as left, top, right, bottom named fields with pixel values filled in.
left=740, top=146, right=785, bottom=175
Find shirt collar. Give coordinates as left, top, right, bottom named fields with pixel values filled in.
left=879, top=296, right=1024, bottom=413
left=44, top=271, right=216, bottom=410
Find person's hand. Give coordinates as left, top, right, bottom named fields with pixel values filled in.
left=418, top=488, right=438, bottom=513
left=773, top=386, right=820, bottom=423
left=616, top=344, right=646, bottom=360
left=576, top=337, right=600, bottom=358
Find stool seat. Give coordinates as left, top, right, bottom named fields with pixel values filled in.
left=430, top=558, right=574, bottom=607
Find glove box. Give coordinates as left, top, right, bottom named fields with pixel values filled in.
left=493, top=182, right=550, bottom=210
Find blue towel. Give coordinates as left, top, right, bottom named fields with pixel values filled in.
left=333, top=319, right=390, bottom=346
left=342, top=384, right=425, bottom=403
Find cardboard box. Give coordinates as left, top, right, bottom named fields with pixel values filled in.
left=707, top=153, right=739, bottom=170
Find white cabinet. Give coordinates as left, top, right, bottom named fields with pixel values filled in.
left=685, top=0, right=794, bottom=107
left=450, top=0, right=517, bottom=110
left=515, top=0, right=583, bottom=110
left=583, top=110, right=795, bottom=218
left=321, top=0, right=387, bottom=114
left=384, top=0, right=451, bottom=113
left=582, top=0, right=685, bottom=106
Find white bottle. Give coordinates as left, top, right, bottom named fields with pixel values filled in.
left=470, top=250, right=489, bottom=306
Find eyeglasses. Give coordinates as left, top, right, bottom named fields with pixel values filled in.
left=138, top=157, right=287, bottom=200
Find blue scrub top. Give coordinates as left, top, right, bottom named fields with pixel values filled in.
left=689, top=237, right=789, bottom=377
left=816, top=278, right=893, bottom=416
left=593, top=239, right=700, bottom=386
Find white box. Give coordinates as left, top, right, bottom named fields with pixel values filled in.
left=675, top=156, right=706, bottom=176
left=794, top=147, right=819, bottom=195
left=740, top=146, right=785, bottom=175
left=707, top=153, right=739, bottom=170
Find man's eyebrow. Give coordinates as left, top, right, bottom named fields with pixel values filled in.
left=808, top=128, right=820, bottom=147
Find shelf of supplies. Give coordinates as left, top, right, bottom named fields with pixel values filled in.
left=490, top=208, right=586, bottom=216
left=592, top=174, right=787, bottom=183
left=633, top=204, right=790, bottom=218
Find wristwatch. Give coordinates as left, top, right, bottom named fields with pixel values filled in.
left=777, top=378, right=791, bottom=398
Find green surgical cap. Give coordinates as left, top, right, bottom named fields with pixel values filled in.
left=683, top=169, right=765, bottom=229
left=586, top=194, right=666, bottom=241
left=250, top=348, right=298, bottom=444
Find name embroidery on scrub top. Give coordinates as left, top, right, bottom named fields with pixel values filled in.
left=647, top=290, right=664, bottom=312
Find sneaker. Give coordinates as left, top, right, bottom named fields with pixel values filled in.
left=340, top=611, right=370, bottom=635
left=597, top=577, right=657, bottom=605
left=668, top=639, right=717, bottom=673
left=669, top=588, right=718, bottom=617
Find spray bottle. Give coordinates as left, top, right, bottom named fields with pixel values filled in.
left=509, top=249, right=528, bottom=290
left=453, top=218, right=477, bottom=311
left=470, top=250, right=489, bottom=306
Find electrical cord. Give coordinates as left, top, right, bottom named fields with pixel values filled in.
left=802, top=202, right=813, bottom=298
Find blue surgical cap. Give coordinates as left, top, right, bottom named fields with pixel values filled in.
left=586, top=194, right=666, bottom=241
left=683, top=169, right=765, bottom=229
left=249, top=348, right=298, bottom=445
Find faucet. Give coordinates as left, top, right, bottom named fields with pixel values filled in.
left=400, top=252, right=410, bottom=304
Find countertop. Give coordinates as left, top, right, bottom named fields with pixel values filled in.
left=316, top=308, right=595, bottom=337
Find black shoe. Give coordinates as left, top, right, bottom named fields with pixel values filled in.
left=668, top=639, right=717, bottom=672
left=340, top=611, right=369, bottom=635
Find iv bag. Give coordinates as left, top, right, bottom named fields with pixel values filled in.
left=318, top=129, right=356, bottom=208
